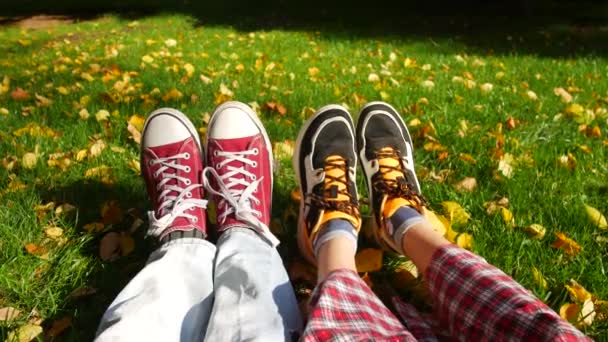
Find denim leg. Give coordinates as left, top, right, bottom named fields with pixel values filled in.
left=95, top=238, right=216, bottom=342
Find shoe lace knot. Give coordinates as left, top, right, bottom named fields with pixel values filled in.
left=147, top=152, right=207, bottom=237
left=372, top=148, right=427, bottom=209
left=307, top=156, right=359, bottom=217
left=203, top=149, right=279, bottom=246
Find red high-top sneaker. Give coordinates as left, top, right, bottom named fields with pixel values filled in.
left=141, top=108, right=208, bottom=241
left=203, top=101, right=279, bottom=246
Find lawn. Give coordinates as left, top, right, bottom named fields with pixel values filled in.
left=0, top=5, right=607, bottom=340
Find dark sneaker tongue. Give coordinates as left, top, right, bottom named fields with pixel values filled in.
left=318, top=155, right=360, bottom=229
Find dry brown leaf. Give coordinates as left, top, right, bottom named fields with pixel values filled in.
left=10, top=87, right=29, bottom=101
left=99, top=232, right=121, bottom=262
left=458, top=153, right=477, bottom=164
left=0, top=307, right=21, bottom=322
left=47, top=316, right=72, bottom=338
left=273, top=140, right=294, bottom=160
left=484, top=197, right=510, bottom=215
left=90, top=139, right=106, bottom=157
left=291, top=188, right=302, bottom=203
left=101, top=200, right=124, bottom=225
left=265, top=101, right=287, bottom=115
left=454, top=177, right=477, bottom=192
left=355, top=248, right=383, bottom=273
left=554, top=87, right=573, bottom=103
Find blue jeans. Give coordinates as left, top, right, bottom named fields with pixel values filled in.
left=95, top=228, right=302, bottom=341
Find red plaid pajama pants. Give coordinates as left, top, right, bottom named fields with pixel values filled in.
left=301, top=245, right=589, bottom=341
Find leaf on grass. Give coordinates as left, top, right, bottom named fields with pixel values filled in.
left=127, top=114, right=145, bottom=144
left=24, top=243, right=47, bottom=256
left=7, top=324, right=42, bottom=342
left=484, top=197, right=509, bottom=215
left=440, top=201, right=470, bottom=226
left=355, top=248, right=383, bottom=273
left=21, top=152, right=37, bottom=169
left=454, top=177, right=477, bottom=192
left=85, top=166, right=115, bottom=184
left=560, top=303, right=579, bottom=323
left=273, top=140, right=294, bottom=160
left=101, top=200, right=124, bottom=225
left=214, top=84, right=233, bottom=105
left=498, top=153, right=515, bottom=178
left=501, top=207, right=515, bottom=227
left=566, top=279, right=592, bottom=302
left=47, top=316, right=72, bottom=338
left=455, top=233, right=473, bottom=249
left=79, top=108, right=90, bottom=120
left=90, top=139, right=106, bottom=157
left=290, top=188, right=302, bottom=203
left=265, top=101, right=287, bottom=116
left=44, top=226, right=64, bottom=239
left=584, top=204, right=607, bottom=229
left=557, top=153, right=576, bottom=171
left=551, top=232, right=582, bottom=256
left=531, top=267, right=548, bottom=289
left=10, top=87, right=29, bottom=101
left=128, top=159, right=141, bottom=174
left=392, top=260, right=419, bottom=289
left=95, top=109, right=110, bottom=122
left=0, top=307, right=21, bottom=322
left=83, top=222, right=105, bottom=233
left=523, top=224, right=546, bottom=240
left=554, top=87, right=573, bottom=103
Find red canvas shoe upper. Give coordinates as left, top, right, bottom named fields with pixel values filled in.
left=141, top=109, right=207, bottom=239
left=203, top=101, right=279, bottom=246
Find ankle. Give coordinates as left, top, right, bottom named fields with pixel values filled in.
left=316, top=235, right=357, bottom=282
left=313, top=218, right=358, bottom=258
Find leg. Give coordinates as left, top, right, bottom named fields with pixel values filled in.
left=294, top=105, right=416, bottom=341
left=357, top=101, right=589, bottom=341
left=202, top=102, right=302, bottom=341
left=95, top=239, right=215, bottom=342
left=96, top=108, right=214, bottom=341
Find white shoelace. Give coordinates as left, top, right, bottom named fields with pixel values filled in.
left=203, top=149, right=279, bottom=247
left=147, top=152, right=208, bottom=237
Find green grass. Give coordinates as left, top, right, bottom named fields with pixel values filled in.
left=0, top=12, right=607, bottom=340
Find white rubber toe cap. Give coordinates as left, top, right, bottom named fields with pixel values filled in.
left=208, top=106, right=260, bottom=139
left=143, top=113, right=192, bottom=148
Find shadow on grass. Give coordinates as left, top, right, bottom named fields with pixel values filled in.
left=36, top=179, right=151, bottom=341
left=1, top=0, right=608, bottom=58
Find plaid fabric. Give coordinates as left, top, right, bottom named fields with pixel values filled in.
left=302, top=245, right=590, bottom=342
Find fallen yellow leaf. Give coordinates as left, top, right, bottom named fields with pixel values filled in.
left=83, top=222, right=105, bottom=233
left=584, top=204, right=607, bottom=229
left=421, top=208, right=448, bottom=236
left=21, top=152, right=37, bottom=169
left=566, top=279, right=592, bottom=302
left=392, top=260, right=419, bottom=289
left=101, top=200, right=124, bottom=225
left=95, top=109, right=110, bottom=122
left=440, top=201, right=470, bottom=226
left=355, top=248, right=383, bottom=273
left=560, top=303, right=579, bottom=323
left=7, top=323, right=42, bottom=342
left=45, top=226, right=64, bottom=239
left=501, top=207, right=515, bottom=227
left=532, top=267, right=548, bottom=289
left=523, top=224, right=546, bottom=240
left=454, top=177, right=477, bottom=192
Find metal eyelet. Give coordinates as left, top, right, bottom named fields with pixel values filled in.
left=192, top=217, right=198, bottom=222
left=149, top=160, right=154, bottom=166
left=214, top=150, right=219, bottom=156
left=184, top=153, right=190, bottom=160
left=216, top=164, right=221, bottom=170
left=253, top=148, right=259, bottom=155
left=185, top=166, right=191, bottom=173
left=186, top=192, right=192, bottom=198
left=251, top=175, right=257, bottom=180
left=252, top=161, right=257, bottom=167
left=185, top=179, right=192, bottom=185
left=255, top=199, right=260, bottom=205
